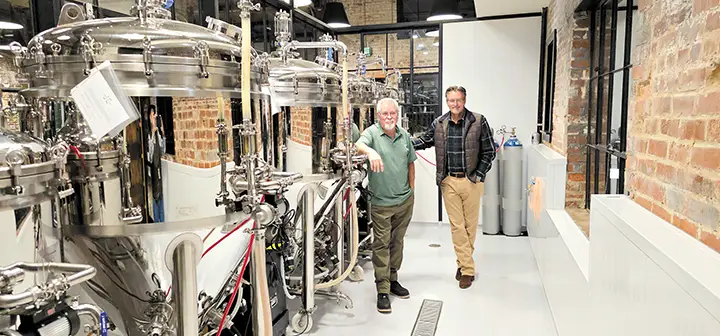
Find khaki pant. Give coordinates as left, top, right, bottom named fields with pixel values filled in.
left=370, top=193, right=414, bottom=294
left=441, top=176, right=484, bottom=276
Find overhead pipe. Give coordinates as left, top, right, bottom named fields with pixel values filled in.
left=231, top=172, right=303, bottom=192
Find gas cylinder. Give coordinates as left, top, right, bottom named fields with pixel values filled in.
left=501, top=127, right=523, bottom=236
left=482, top=132, right=502, bottom=235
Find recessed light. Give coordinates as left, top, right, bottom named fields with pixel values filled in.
left=282, top=0, right=312, bottom=7
left=427, top=14, right=462, bottom=21
left=0, top=21, right=22, bottom=30
left=327, top=22, right=350, bottom=28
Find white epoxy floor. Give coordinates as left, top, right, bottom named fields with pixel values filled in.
left=286, top=222, right=559, bottom=336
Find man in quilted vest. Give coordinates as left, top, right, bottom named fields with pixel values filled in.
left=412, top=86, right=497, bottom=289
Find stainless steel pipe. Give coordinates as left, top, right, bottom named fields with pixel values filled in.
left=335, top=190, right=344, bottom=279
left=232, top=172, right=303, bottom=192
left=0, top=262, right=96, bottom=309
left=280, top=40, right=348, bottom=65
left=171, top=240, right=200, bottom=336
left=74, top=304, right=104, bottom=330
left=303, top=186, right=315, bottom=313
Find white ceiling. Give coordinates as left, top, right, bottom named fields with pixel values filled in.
left=474, top=0, right=551, bottom=17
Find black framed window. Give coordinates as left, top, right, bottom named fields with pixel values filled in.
left=357, top=28, right=440, bottom=137
left=539, top=29, right=557, bottom=143
left=584, top=0, right=634, bottom=208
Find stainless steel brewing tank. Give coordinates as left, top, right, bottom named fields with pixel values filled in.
left=0, top=128, right=66, bottom=210
left=267, top=57, right=343, bottom=176
left=54, top=109, right=132, bottom=227
left=14, top=6, right=271, bottom=336
left=267, top=58, right=341, bottom=107
left=15, top=14, right=265, bottom=99
left=348, top=74, right=375, bottom=108
left=59, top=212, right=254, bottom=336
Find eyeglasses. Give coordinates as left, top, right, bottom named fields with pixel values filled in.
left=378, top=111, right=398, bottom=117
left=446, top=99, right=464, bottom=104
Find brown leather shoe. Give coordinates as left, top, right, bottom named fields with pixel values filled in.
left=455, top=268, right=461, bottom=281
left=459, top=275, right=475, bottom=289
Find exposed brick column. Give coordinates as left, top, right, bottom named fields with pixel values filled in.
left=626, top=0, right=720, bottom=252
left=546, top=0, right=591, bottom=208
left=565, top=12, right=593, bottom=208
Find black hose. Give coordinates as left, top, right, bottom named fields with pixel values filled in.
left=313, top=178, right=348, bottom=225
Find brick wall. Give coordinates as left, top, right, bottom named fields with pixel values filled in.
left=1, top=57, right=22, bottom=132
left=626, top=0, right=720, bottom=252
left=171, top=97, right=233, bottom=168
left=290, top=106, right=312, bottom=146
left=546, top=0, right=591, bottom=208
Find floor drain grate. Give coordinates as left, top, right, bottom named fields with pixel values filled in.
left=410, top=299, right=443, bottom=336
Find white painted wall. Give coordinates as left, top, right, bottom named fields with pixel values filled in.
left=411, top=149, right=449, bottom=224
left=473, top=0, right=550, bottom=17
left=428, top=17, right=541, bottom=226
left=285, top=139, right=313, bottom=177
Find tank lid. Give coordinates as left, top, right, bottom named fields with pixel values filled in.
left=0, top=128, right=51, bottom=166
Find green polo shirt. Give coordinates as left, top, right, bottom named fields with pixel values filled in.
left=356, top=124, right=417, bottom=207
left=351, top=123, right=360, bottom=143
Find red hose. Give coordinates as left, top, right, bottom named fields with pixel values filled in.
left=69, top=145, right=86, bottom=167
left=202, top=217, right=252, bottom=258
left=216, top=231, right=255, bottom=336
left=165, top=195, right=266, bottom=298
left=210, top=195, right=265, bottom=334
left=416, top=152, right=436, bottom=166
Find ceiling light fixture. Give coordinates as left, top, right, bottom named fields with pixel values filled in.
left=323, top=2, right=351, bottom=28
left=427, top=0, right=462, bottom=21
left=282, top=0, right=312, bottom=8
left=0, top=21, right=23, bottom=30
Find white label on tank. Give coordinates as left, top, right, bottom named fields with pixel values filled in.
left=610, top=168, right=620, bottom=180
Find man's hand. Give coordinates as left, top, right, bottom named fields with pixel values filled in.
left=356, top=141, right=384, bottom=172
left=368, top=150, right=384, bottom=172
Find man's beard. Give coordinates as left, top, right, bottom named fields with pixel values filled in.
left=381, top=122, right=396, bottom=131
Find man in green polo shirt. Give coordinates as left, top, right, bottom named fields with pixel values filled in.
left=355, top=98, right=416, bottom=314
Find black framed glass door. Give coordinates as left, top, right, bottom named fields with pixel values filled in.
left=585, top=0, right=634, bottom=208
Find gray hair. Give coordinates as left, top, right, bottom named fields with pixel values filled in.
left=376, top=98, right=399, bottom=114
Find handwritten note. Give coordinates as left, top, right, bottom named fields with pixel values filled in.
left=70, top=61, right=140, bottom=139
